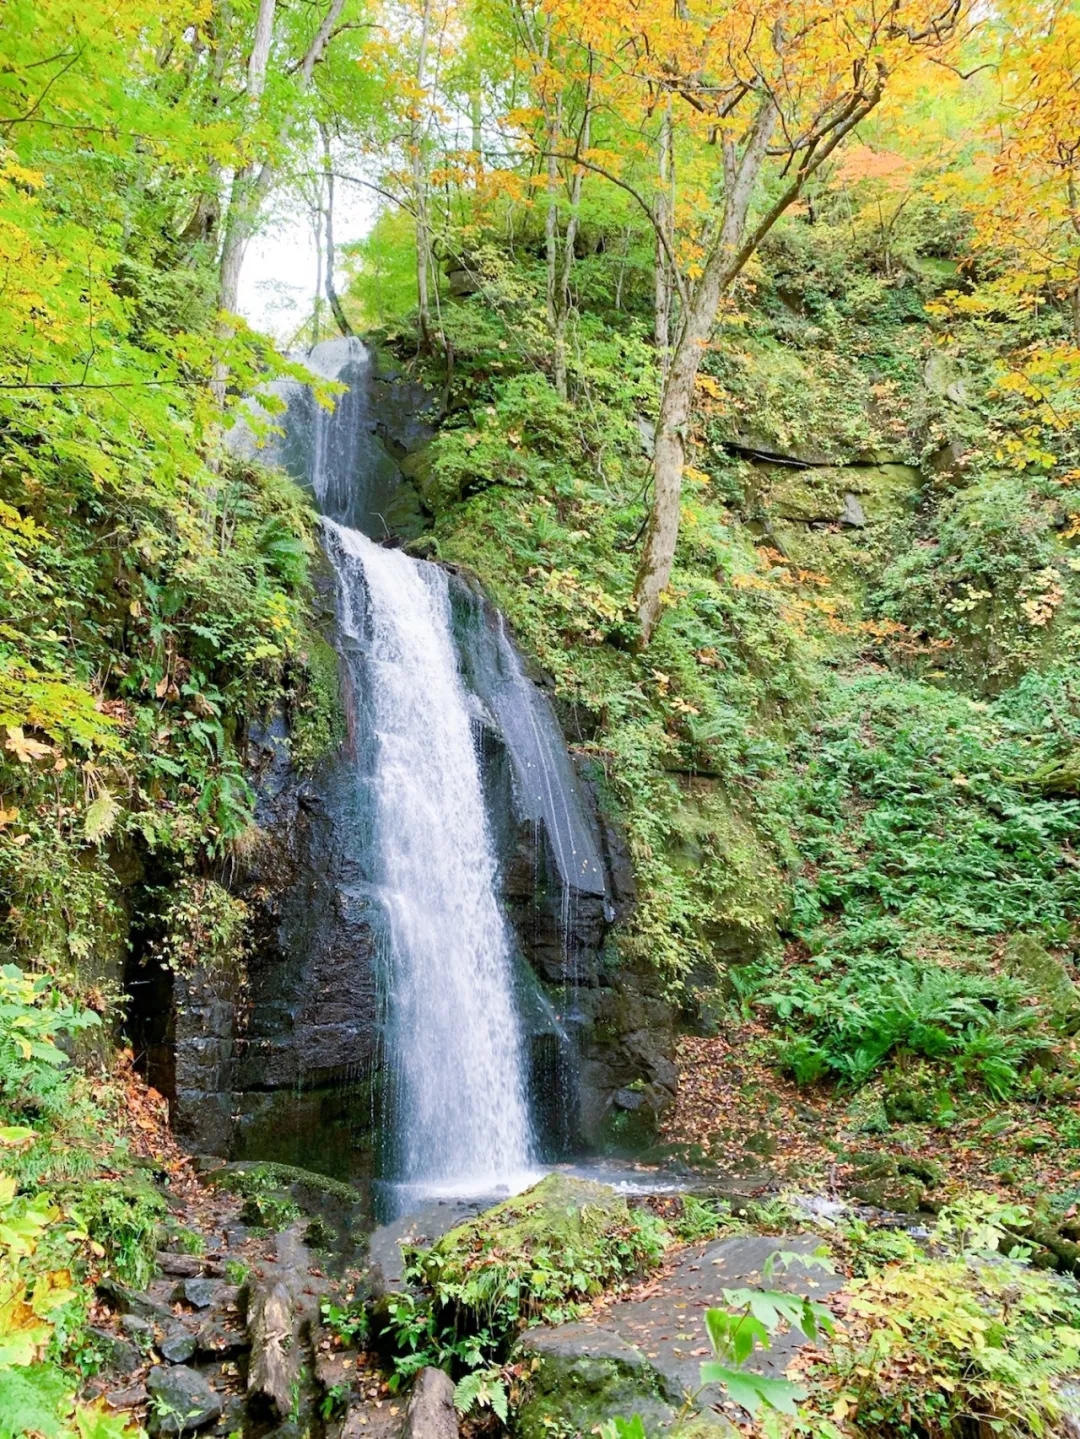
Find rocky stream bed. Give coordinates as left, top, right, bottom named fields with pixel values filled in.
left=75, top=1157, right=948, bottom=1439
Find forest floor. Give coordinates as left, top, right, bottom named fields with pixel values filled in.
left=660, top=1029, right=1080, bottom=1217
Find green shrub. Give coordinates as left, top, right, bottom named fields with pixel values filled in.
left=0, top=966, right=99, bottom=1129
left=63, top=1179, right=165, bottom=1291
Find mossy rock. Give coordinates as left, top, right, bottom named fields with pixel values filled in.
left=670, top=1419, right=739, bottom=1439
left=882, top=1070, right=941, bottom=1125
left=1003, top=934, right=1080, bottom=1033
left=404, top=1174, right=667, bottom=1346
left=759, top=463, right=920, bottom=526
left=662, top=781, right=784, bottom=974
left=239, top=1193, right=302, bottom=1231
left=211, top=1160, right=361, bottom=1205
left=849, top=1175, right=926, bottom=1213
left=512, top=1324, right=676, bottom=1439
left=288, top=632, right=346, bottom=771
left=398, top=442, right=439, bottom=509
left=1026, top=748, right=1080, bottom=797
left=846, top=1152, right=931, bottom=1213
left=210, top=1162, right=367, bottom=1254
left=897, top=1157, right=945, bottom=1187
left=418, top=1174, right=634, bottom=1286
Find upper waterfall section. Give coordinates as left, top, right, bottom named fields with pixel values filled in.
left=239, top=335, right=609, bottom=902
left=234, top=336, right=430, bottom=539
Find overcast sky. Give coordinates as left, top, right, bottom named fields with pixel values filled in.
left=237, top=178, right=377, bottom=341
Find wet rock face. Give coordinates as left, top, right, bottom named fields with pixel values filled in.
left=156, top=663, right=673, bottom=1166
left=500, top=792, right=676, bottom=1151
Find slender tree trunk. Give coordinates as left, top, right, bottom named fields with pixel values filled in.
left=470, top=88, right=483, bottom=172
left=412, top=0, right=435, bottom=349
left=634, top=98, right=778, bottom=642
left=654, top=98, right=673, bottom=374
left=544, top=89, right=561, bottom=349
left=312, top=187, right=324, bottom=345
left=552, top=110, right=588, bottom=400
left=211, top=0, right=276, bottom=400
left=213, top=0, right=345, bottom=398
left=321, top=125, right=354, bottom=337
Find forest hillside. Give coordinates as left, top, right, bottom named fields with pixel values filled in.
left=2, top=2, right=1080, bottom=1438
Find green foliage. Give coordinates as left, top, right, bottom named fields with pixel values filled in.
left=0, top=967, right=99, bottom=1130
left=345, top=209, right=424, bottom=330
left=700, top=1250, right=835, bottom=1417
left=667, top=1195, right=731, bottom=1244
left=811, top=1200, right=1080, bottom=1439
left=598, top=1417, right=647, bottom=1439
left=321, top=1292, right=368, bottom=1348
left=757, top=669, right=1080, bottom=1090
left=224, top=1259, right=250, bottom=1287
left=0, top=1170, right=141, bottom=1439
left=877, top=475, right=1075, bottom=686
left=239, top=1192, right=302, bottom=1232
left=382, top=1176, right=671, bottom=1382
left=63, top=1181, right=164, bottom=1291
left=147, top=875, right=250, bottom=977
left=453, top=1367, right=510, bottom=1424
left=164, top=1226, right=205, bottom=1257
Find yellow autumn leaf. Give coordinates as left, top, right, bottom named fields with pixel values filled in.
left=84, top=787, right=120, bottom=844
left=4, top=725, right=54, bottom=763
left=31, top=1268, right=77, bottom=1316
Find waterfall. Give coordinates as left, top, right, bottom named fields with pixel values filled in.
left=322, top=519, right=535, bottom=1192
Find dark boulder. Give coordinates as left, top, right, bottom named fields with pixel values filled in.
left=145, top=1365, right=222, bottom=1434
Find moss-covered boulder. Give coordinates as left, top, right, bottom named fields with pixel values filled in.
left=412, top=1175, right=666, bottom=1325
left=209, top=1162, right=367, bottom=1256
left=760, top=462, right=921, bottom=527
left=1003, top=934, right=1080, bottom=1034
left=845, top=1151, right=938, bottom=1213
left=513, top=1324, right=676, bottom=1439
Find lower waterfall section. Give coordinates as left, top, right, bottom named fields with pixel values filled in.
left=322, top=520, right=536, bottom=1196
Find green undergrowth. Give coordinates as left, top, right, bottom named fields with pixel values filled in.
left=802, top=1197, right=1080, bottom=1439
left=0, top=964, right=164, bottom=1438
left=757, top=669, right=1080, bottom=1092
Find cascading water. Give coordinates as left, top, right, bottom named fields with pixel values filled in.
left=232, top=336, right=620, bottom=1197
left=322, top=519, right=535, bottom=1193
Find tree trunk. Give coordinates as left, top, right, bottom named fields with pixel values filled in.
left=313, top=186, right=324, bottom=345
left=322, top=126, right=354, bottom=337
left=635, top=249, right=732, bottom=642
left=544, top=90, right=561, bottom=350
left=633, top=97, right=778, bottom=642
left=470, top=88, right=483, bottom=171
left=247, top=1279, right=302, bottom=1420
left=412, top=0, right=435, bottom=350
left=552, top=110, right=588, bottom=399
left=213, top=0, right=345, bottom=398
left=654, top=99, right=673, bottom=373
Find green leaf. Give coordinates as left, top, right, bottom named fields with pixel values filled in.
left=705, top=1307, right=771, bottom=1364
left=0, top=1363, right=72, bottom=1439
left=0, top=1127, right=36, bottom=1148
left=699, top=1363, right=808, bottom=1416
